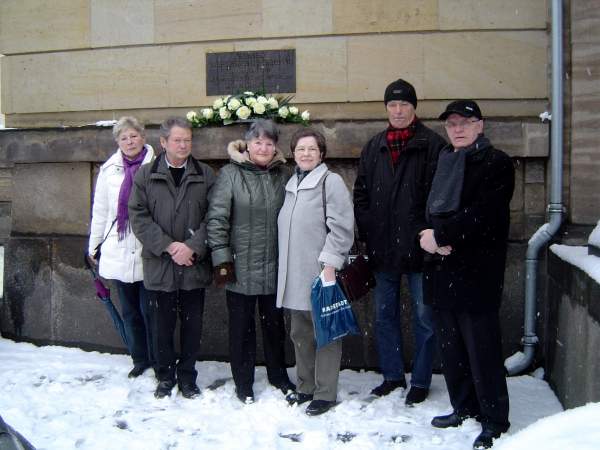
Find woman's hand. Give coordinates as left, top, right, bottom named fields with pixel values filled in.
left=323, top=265, right=336, bottom=283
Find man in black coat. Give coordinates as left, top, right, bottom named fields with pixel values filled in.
left=419, top=100, right=515, bottom=450
left=353, top=79, right=446, bottom=405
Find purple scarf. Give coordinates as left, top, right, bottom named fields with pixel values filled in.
left=117, top=146, right=148, bottom=240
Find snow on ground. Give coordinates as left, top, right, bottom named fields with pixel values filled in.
left=550, top=244, right=600, bottom=284
left=0, top=337, right=575, bottom=450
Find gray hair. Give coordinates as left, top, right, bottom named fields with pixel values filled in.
left=112, top=116, right=145, bottom=140
left=159, top=116, right=192, bottom=140
left=244, top=119, right=279, bottom=143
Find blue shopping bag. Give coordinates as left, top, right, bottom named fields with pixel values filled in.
left=310, top=274, right=361, bottom=349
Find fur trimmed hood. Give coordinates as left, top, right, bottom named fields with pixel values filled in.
left=227, top=140, right=287, bottom=168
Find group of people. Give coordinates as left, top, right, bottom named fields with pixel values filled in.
left=88, top=78, right=515, bottom=450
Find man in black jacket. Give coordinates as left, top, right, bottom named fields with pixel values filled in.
left=420, top=100, right=514, bottom=450
left=353, top=79, right=446, bottom=405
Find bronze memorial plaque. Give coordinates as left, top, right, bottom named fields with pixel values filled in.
left=206, top=49, right=296, bottom=95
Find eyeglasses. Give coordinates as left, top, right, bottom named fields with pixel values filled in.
left=444, top=119, right=481, bottom=129
left=294, top=147, right=320, bottom=154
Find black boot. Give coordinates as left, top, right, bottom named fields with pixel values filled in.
left=431, top=412, right=476, bottom=428
left=178, top=381, right=201, bottom=399
left=128, top=364, right=150, bottom=378
left=473, top=427, right=505, bottom=449
left=405, top=386, right=429, bottom=406
left=370, top=379, right=407, bottom=397
left=235, top=386, right=255, bottom=404
left=285, top=391, right=313, bottom=406
left=305, top=400, right=336, bottom=416
left=154, top=380, right=175, bottom=399
left=273, top=380, right=296, bottom=396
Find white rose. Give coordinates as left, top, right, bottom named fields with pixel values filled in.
left=289, top=106, right=298, bottom=115
left=227, top=98, right=242, bottom=111
left=245, top=97, right=257, bottom=107
left=268, top=97, right=279, bottom=109
left=301, top=110, right=310, bottom=121
left=257, top=96, right=268, bottom=105
left=186, top=111, right=198, bottom=121
left=201, top=108, right=214, bottom=120
left=236, top=106, right=251, bottom=120
left=253, top=103, right=266, bottom=114
left=213, top=98, right=224, bottom=109
left=278, top=106, right=289, bottom=118
left=219, top=106, right=231, bottom=120
left=243, top=91, right=255, bottom=96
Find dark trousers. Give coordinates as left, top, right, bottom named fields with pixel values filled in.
left=226, top=290, right=290, bottom=391
left=433, top=308, right=510, bottom=431
left=114, top=280, right=154, bottom=368
left=148, top=288, right=205, bottom=385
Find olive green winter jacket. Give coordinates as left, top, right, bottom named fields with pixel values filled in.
left=207, top=140, right=291, bottom=295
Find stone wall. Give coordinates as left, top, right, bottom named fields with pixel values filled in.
left=569, top=0, right=600, bottom=224
left=0, top=1, right=548, bottom=127
left=544, top=250, right=600, bottom=408
left=0, top=120, right=545, bottom=368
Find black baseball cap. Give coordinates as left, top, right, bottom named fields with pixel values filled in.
left=439, top=100, right=483, bottom=120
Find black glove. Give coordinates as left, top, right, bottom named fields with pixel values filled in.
left=214, top=262, right=236, bottom=288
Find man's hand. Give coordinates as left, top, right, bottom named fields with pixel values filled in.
left=167, top=242, right=195, bottom=266
left=419, top=229, right=452, bottom=256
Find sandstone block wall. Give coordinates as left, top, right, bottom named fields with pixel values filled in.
left=0, top=1, right=548, bottom=127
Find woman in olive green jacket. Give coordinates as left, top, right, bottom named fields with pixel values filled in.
left=207, top=120, right=294, bottom=403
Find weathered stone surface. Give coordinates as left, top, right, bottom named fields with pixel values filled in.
left=2, top=100, right=550, bottom=128
left=571, top=0, right=600, bottom=44
left=91, top=0, right=154, bottom=48
left=1, top=238, right=52, bottom=341
left=0, top=202, right=11, bottom=240
left=0, top=0, right=90, bottom=55
left=523, top=122, right=550, bottom=157
left=525, top=159, right=546, bottom=184
left=154, top=0, right=262, bottom=43
left=439, top=0, right=547, bottom=30
left=234, top=37, right=348, bottom=104
left=545, top=251, right=600, bottom=408
left=12, top=163, right=91, bottom=235
left=424, top=31, right=547, bottom=99
left=0, top=166, right=13, bottom=201
left=2, top=47, right=171, bottom=114
left=333, top=0, right=438, bottom=34
left=263, top=0, right=333, bottom=37
left=0, top=119, right=549, bottom=165
left=571, top=42, right=600, bottom=224
left=50, top=236, right=126, bottom=350
left=524, top=183, right=546, bottom=215
left=168, top=43, right=235, bottom=107
left=348, top=34, right=424, bottom=102
left=511, top=158, right=524, bottom=212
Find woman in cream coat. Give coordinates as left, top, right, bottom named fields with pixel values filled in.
left=88, top=116, right=155, bottom=378
left=277, top=128, right=354, bottom=416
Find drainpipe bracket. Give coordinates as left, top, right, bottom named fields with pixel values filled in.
left=521, top=335, right=539, bottom=346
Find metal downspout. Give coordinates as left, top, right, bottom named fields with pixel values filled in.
left=506, top=0, right=564, bottom=375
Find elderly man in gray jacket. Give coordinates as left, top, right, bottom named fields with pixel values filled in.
left=129, top=116, right=215, bottom=400
left=277, top=128, right=354, bottom=416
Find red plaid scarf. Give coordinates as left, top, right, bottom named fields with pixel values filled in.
left=386, top=117, right=417, bottom=165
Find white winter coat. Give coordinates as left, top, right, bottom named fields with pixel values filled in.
left=88, top=145, right=155, bottom=283
left=276, top=163, right=355, bottom=311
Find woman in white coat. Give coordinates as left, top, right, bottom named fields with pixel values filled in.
left=88, top=116, right=155, bottom=378
left=277, top=128, right=354, bottom=416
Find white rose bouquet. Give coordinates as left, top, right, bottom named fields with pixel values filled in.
left=187, top=91, right=310, bottom=127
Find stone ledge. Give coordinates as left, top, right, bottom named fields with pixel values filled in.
left=1, top=119, right=549, bottom=163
